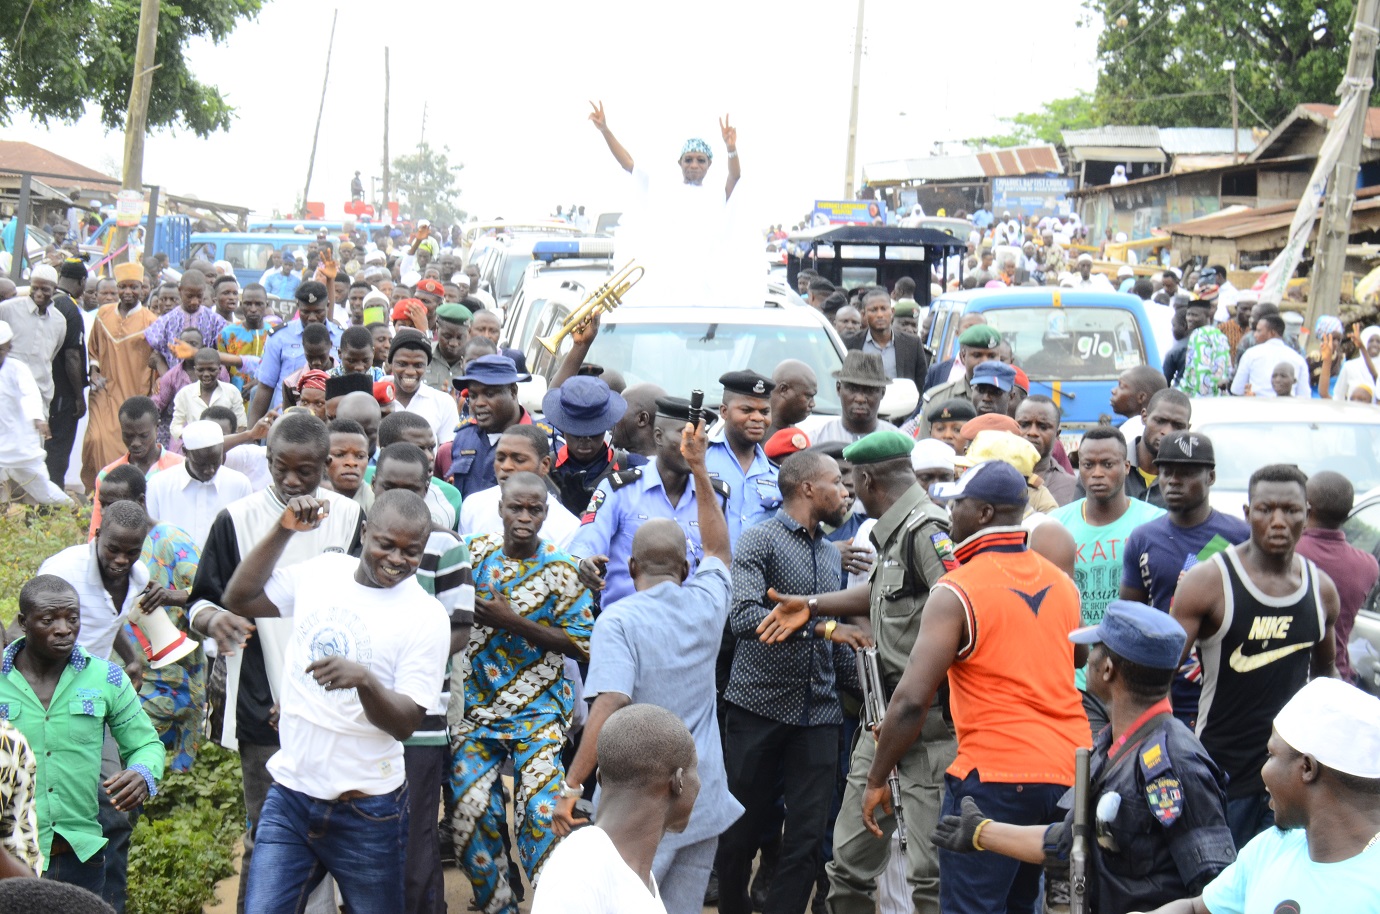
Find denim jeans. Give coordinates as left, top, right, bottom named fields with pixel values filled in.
left=45, top=848, right=107, bottom=897
left=245, top=781, right=409, bottom=914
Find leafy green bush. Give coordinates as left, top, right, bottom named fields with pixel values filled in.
left=128, top=743, right=246, bottom=914
left=0, top=504, right=90, bottom=623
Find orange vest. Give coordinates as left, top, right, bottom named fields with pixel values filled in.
left=939, top=527, right=1091, bottom=784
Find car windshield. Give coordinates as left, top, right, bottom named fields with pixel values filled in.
left=1199, top=421, right=1380, bottom=493
left=983, top=307, right=1146, bottom=380
left=582, top=322, right=844, bottom=414
left=499, top=254, right=530, bottom=299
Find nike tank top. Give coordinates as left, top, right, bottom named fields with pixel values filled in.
left=1196, top=548, right=1323, bottom=798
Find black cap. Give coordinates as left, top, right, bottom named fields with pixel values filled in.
left=719, top=370, right=775, bottom=398
left=388, top=328, right=433, bottom=364
left=1154, top=430, right=1215, bottom=466
left=325, top=373, right=373, bottom=401
left=655, top=396, right=693, bottom=422
left=926, top=397, right=977, bottom=424
left=58, top=257, right=88, bottom=281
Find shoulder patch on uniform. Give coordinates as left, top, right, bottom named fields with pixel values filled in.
left=1145, top=775, right=1184, bottom=827
left=1138, top=732, right=1172, bottom=780
left=710, top=477, right=731, bottom=499
left=580, top=488, right=608, bottom=525
left=930, top=531, right=959, bottom=571
left=609, top=468, right=642, bottom=489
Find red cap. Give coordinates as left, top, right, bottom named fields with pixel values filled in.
left=764, top=427, right=811, bottom=461
left=959, top=413, right=1020, bottom=440
left=373, top=379, right=396, bottom=405
left=415, top=278, right=446, bottom=297
left=1012, top=367, right=1030, bottom=393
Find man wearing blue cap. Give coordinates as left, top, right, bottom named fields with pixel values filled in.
left=932, top=600, right=1235, bottom=914
left=861, top=460, right=1089, bottom=914
left=912, top=322, right=1004, bottom=439
left=969, top=360, right=1015, bottom=417
left=442, top=354, right=557, bottom=500
left=543, top=376, right=647, bottom=516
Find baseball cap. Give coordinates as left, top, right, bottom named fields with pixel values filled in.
left=1153, top=430, right=1215, bottom=467
left=929, top=460, right=1029, bottom=506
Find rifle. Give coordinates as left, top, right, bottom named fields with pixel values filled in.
left=856, top=646, right=906, bottom=850
left=1069, top=746, right=1091, bottom=914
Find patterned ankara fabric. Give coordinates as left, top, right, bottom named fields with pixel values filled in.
left=1177, top=326, right=1233, bottom=397
left=0, top=720, right=42, bottom=875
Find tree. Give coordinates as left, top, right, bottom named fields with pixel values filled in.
left=1087, top=0, right=1380, bottom=128
left=390, top=142, right=465, bottom=225
left=975, top=93, right=1100, bottom=147
left=0, top=0, right=263, bottom=137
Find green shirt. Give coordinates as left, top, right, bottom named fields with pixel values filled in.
left=0, top=641, right=165, bottom=864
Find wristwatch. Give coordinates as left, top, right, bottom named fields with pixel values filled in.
left=807, top=597, right=819, bottom=617
left=561, top=781, right=583, bottom=799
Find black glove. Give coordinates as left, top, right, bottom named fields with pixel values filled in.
left=930, top=795, right=991, bottom=853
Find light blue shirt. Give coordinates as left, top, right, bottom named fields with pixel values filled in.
left=585, top=557, right=744, bottom=848
left=255, top=320, right=343, bottom=409
left=263, top=270, right=302, bottom=300
left=704, top=434, right=780, bottom=545
left=567, top=459, right=709, bottom=607
left=1202, top=826, right=1380, bottom=914
left=862, top=332, right=898, bottom=379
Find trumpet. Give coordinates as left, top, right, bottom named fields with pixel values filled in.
left=537, top=260, right=644, bottom=354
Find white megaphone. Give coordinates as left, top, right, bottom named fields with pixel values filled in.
left=131, top=607, right=199, bottom=669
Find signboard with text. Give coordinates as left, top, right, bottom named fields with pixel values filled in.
left=990, top=176, right=1074, bottom=219
left=811, top=199, right=886, bottom=226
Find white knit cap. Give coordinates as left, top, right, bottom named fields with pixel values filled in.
left=911, top=437, right=956, bottom=472
left=29, top=264, right=58, bottom=285
left=181, top=420, right=225, bottom=451
left=1273, top=678, right=1380, bottom=778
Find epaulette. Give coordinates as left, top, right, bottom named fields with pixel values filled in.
left=709, top=477, right=731, bottom=503
left=608, top=467, right=643, bottom=490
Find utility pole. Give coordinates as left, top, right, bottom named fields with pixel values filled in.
left=1225, top=61, right=1239, bottom=162
left=843, top=0, right=865, bottom=199
left=381, top=47, right=391, bottom=218
left=1310, top=0, right=1380, bottom=333
left=116, top=0, right=161, bottom=254
left=301, top=9, right=338, bottom=219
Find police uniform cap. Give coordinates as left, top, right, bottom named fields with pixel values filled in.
left=842, top=429, right=916, bottom=465
left=926, top=397, right=977, bottom=424
left=655, top=396, right=694, bottom=422
left=1069, top=600, right=1187, bottom=670
left=719, top=370, right=775, bottom=399
left=958, top=325, right=1003, bottom=349
left=436, top=302, right=473, bottom=324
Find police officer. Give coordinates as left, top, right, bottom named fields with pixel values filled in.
left=706, top=370, right=781, bottom=544
left=248, top=281, right=342, bottom=423
left=440, top=353, right=556, bottom=499
left=543, top=375, right=648, bottom=516
left=568, top=396, right=728, bottom=608
left=910, top=324, right=1003, bottom=439
left=930, top=600, right=1236, bottom=914
left=756, top=429, right=958, bottom=914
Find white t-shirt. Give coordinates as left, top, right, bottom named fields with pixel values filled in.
left=530, top=825, right=666, bottom=914
left=264, top=552, right=451, bottom=800
left=457, top=483, right=580, bottom=549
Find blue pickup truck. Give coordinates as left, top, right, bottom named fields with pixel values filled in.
left=925, top=288, right=1171, bottom=429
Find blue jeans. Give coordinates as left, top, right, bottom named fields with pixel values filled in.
left=45, top=848, right=107, bottom=897
left=245, top=781, right=409, bottom=914
left=938, top=771, right=1068, bottom=914
left=1226, top=792, right=1275, bottom=850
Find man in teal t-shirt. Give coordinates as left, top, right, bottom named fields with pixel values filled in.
left=1050, top=426, right=1164, bottom=734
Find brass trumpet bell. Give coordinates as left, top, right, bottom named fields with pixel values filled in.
left=537, top=260, right=644, bottom=354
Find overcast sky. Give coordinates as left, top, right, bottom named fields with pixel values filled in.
left=13, top=0, right=1100, bottom=228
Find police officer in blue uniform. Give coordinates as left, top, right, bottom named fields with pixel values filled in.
left=442, top=353, right=556, bottom=499
left=931, top=600, right=1236, bottom=914
left=248, top=280, right=342, bottom=423
left=705, top=370, right=781, bottom=545
left=543, top=375, right=648, bottom=516
left=569, top=396, right=728, bottom=608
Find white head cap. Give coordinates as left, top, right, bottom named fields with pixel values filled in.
left=181, top=420, right=225, bottom=452
left=364, top=249, right=387, bottom=266
left=1273, top=677, right=1380, bottom=778
left=214, top=260, right=234, bottom=276
left=29, top=264, right=58, bottom=285
left=1076, top=253, right=1094, bottom=265
left=911, top=437, right=956, bottom=472
left=1117, top=265, right=1134, bottom=278
left=362, top=289, right=390, bottom=308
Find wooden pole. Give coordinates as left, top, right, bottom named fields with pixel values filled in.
left=116, top=0, right=161, bottom=257
left=1310, top=0, right=1380, bottom=332
left=843, top=0, right=865, bottom=199
left=381, top=47, right=391, bottom=219
left=301, top=9, right=338, bottom=219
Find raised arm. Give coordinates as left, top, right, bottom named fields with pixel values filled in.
left=223, top=495, right=333, bottom=618
left=720, top=114, right=740, bottom=201
left=682, top=417, right=729, bottom=565
left=590, top=101, right=634, bottom=173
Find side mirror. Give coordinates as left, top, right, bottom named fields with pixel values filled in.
left=879, top=379, right=919, bottom=422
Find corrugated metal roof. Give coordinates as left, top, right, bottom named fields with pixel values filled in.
left=1069, top=146, right=1167, bottom=164
left=0, top=141, right=119, bottom=185
left=1168, top=185, right=1380, bottom=239
left=1246, top=104, right=1380, bottom=163
left=863, top=145, right=1060, bottom=186
left=1158, top=128, right=1257, bottom=155
left=1060, top=126, right=1162, bottom=147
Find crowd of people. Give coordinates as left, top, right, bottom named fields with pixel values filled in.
left=0, top=183, right=1375, bottom=914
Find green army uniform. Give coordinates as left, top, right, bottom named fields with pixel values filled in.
left=827, top=431, right=958, bottom=914
left=911, top=374, right=973, bottom=440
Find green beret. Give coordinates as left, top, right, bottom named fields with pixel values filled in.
left=958, top=324, right=1002, bottom=349
left=893, top=298, right=919, bottom=317
left=436, top=302, right=473, bottom=324
left=842, top=430, right=916, bottom=466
